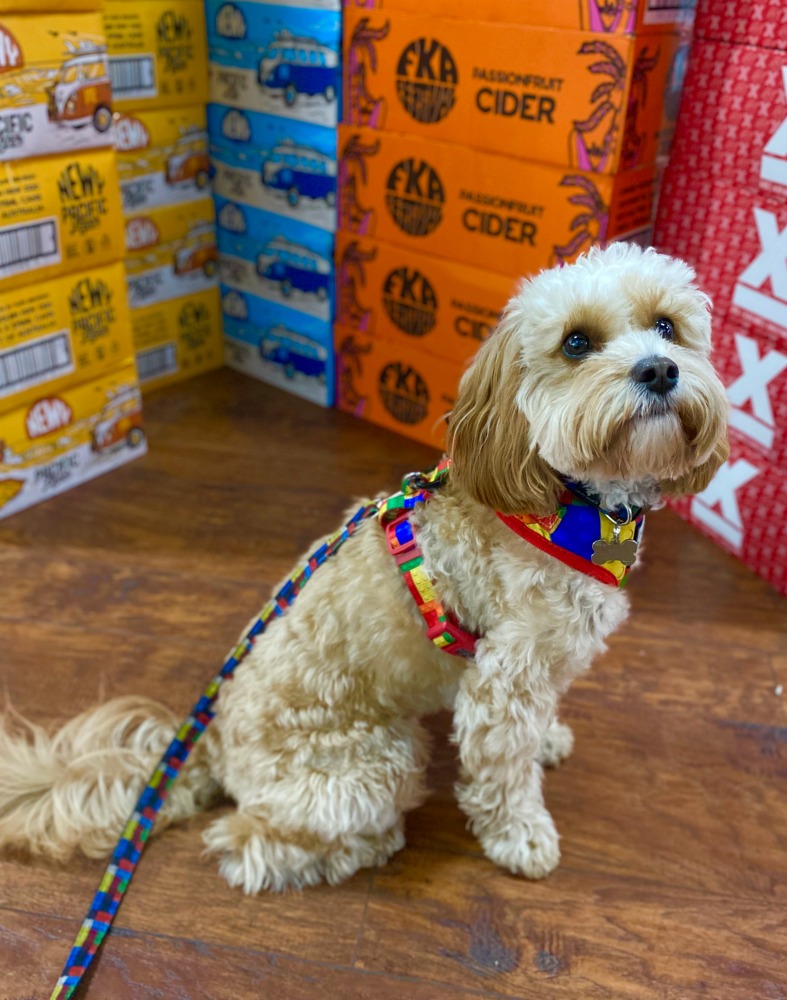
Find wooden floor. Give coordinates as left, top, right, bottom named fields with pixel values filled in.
left=1, top=369, right=785, bottom=1000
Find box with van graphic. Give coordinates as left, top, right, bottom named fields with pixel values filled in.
left=221, top=282, right=334, bottom=406
left=0, top=14, right=113, bottom=162
left=338, top=126, right=659, bottom=277
left=114, top=104, right=210, bottom=214
left=343, top=8, right=687, bottom=173
left=0, top=149, right=124, bottom=294
left=207, top=0, right=340, bottom=127
left=0, top=359, right=146, bottom=521
left=209, top=105, right=337, bottom=231
left=216, top=195, right=334, bottom=322
left=103, top=0, right=208, bottom=111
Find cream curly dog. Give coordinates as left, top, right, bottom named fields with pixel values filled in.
left=0, top=244, right=728, bottom=892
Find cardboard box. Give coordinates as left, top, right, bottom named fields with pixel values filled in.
left=222, top=282, right=334, bottom=406
left=207, top=0, right=340, bottom=127
left=335, top=230, right=515, bottom=362
left=103, top=0, right=209, bottom=111
left=209, top=106, right=337, bottom=232
left=0, top=14, right=114, bottom=162
left=216, top=195, right=334, bottom=322
left=0, top=0, right=102, bottom=9
left=341, top=0, right=696, bottom=35
left=0, top=149, right=124, bottom=294
left=132, top=284, right=223, bottom=391
left=694, top=0, right=787, bottom=52
left=0, top=261, right=134, bottom=417
left=343, top=9, right=687, bottom=173
left=334, top=323, right=460, bottom=446
left=338, top=126, right=659, bottom=275
left=0, top=359, right=146, bottom=520
left=114, top=105, right=210, bottom=214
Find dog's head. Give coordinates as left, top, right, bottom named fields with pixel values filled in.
left=447, top=243, right=729, bottom=515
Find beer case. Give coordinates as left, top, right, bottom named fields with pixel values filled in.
left=132, top=284, right=224, bottom=391
left=103, top=0, right=209, bottom=111
left=334, top=230, right=515, bottom=363
left=221, top=282, right=335, bottom=406
left=0, top=149, right=124, bottom=294
left=216, top=196, right=334, bottom=323
left=343, top=8, right=688, bottom=173
left=693, top=0, right=787, bottom=53
left=0, top=359, right=146, bottom=521
left=114, top=105, right=210, bottom=215
left=209, top=105, right=337, bottom=232
left=334, top=323, right=460, bottom=448
left=338, top=125, right=659, bottom=276
left=0, top=14, right=114, bottom=162
left=207, top=0, right=340, bottom=127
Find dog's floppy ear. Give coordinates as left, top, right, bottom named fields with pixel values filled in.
left=660, top=434, right=730, bottom=498
left=447, top=318, right=562, bottom=516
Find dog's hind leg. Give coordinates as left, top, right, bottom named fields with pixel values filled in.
left=537, top=718, right=574, bottom=768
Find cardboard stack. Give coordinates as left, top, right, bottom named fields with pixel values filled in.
left=104, top=0, right=223, bottom=392
left=335, top=0, right=695, bottom=446
left=207, top=0, right=341, bottom=407
left=654, top=0, right=787, bottom=595
left=0, top=2, right=146, bottom=520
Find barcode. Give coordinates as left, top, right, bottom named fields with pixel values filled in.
left=0, top=331, right=73, bottom=398
left=137, top=343, right=178, bottom=382
left=0, top=219, right=59, bottom=277
left=644, top=0, right=695, bottom=21
left=109, top=55, right=156, bottom=98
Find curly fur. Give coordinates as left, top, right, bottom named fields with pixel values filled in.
left=0, top=244, right=728, bottom=891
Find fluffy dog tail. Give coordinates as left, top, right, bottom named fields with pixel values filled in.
left=0, top=697, right=220, bottom=862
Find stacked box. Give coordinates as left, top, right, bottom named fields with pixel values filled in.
left=0, top=8, right=145, bottom=519
left=208, top=0, right=341, bottom=407
left=653, top=6, right=787, bottom=594
left=336, top=2, right=693, bottom=446
left=105, top=0, right=223, bottom=391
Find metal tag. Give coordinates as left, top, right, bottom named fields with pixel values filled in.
left=591, top=522, right=639, bottom=567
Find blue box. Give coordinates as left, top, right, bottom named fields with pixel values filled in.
left=207, top=1, right=341, bottom=127
left=221, top=281, right=335, bottom=406
left=216, top=196, right=334, bottom=322
left=208, top=104, right=337, bottom=232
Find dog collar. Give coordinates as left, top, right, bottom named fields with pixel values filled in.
left=497, top=490, right=645, bottom=588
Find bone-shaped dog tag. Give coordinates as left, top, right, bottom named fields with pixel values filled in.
left=591, top=523, right=639, bottom=567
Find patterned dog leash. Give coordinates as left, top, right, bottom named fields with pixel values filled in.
left=50, top=463, right=450, bottom=999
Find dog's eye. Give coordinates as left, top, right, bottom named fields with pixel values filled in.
left=655, top=317, right=674, bottom=341
left=563, top=331, right=591, bottom=358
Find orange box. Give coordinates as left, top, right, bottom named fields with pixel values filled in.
left=335, top=323, right=464, bottom=448
left=343, top=9, right=686, bottom=172
left=335, top=231, right=516, bottom=363
left=338, top=126, right=658, bottom=276
left=342, top=0, right=695, bottom=34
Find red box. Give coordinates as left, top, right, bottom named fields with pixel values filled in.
left=693, top=0, right=787, bottom=52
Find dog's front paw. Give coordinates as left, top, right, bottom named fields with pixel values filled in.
left=480, top=809, right=560, bottom=880
left=538, top=719, right=574, bottom=768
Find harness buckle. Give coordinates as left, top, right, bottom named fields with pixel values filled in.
left=384, top=510, right=419, bottom=565
left=427, top=615, right=478, bottom=658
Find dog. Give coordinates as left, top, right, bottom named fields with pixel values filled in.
left=0, top=243, right=728, bottom=892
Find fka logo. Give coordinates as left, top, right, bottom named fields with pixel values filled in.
left=114, top=115, right=151, bottom=152
left=26, top=397, right=73, bottom=440
left=221, top=108, right=251, bottom=143
left=58, top=162, right=105, bottom=202
left=691, top=458, right=762, bottom=553
left=125, top=216, right=160, bottom=251
left=69, top=276, right=112, bottom=315
left=215, top=3, right=246, bottom=39
left=157, top=10, right=192, bottom=44
left=0, top=24, right=22, bottom=72
left=732, top=208, right=787, bottom=332
left=382, top=267, right=437, bottom=336
left=223, top=288, right=248, bottom=320
left=396, top=37, right=458, bottom=124
left=179, top=301, right=210, bottom=349
left=726, top=333, right=787, bottom=450
left=385, top=158, right=444, bottom=237
left=378, top=361, right=429, bottom=424
left=218, top=201, right=247, bottom=233
left=761, top=66, right=787, bottom=191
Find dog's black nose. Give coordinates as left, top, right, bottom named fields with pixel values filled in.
left=631, top=355, right=679, bottom=395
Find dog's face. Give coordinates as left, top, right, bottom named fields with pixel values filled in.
left=448, top=243, right=729, bottom=515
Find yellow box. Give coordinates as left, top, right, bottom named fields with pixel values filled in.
left=0, top=0, right=103, bottom=12
left=103, top=0, right=209, bottom=111
left=114, top=104, right=210, bottom=214
left=0, top=261, right=134, bottom=417
left=0, top=149, right=124, bottom=293
left=0, top=359, right=146, bottom=520
left=335, top=231, right=516, bottom=363
left=0, top=14, right=114, bottom=161
left=131, top=284, right=223, bottom=391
